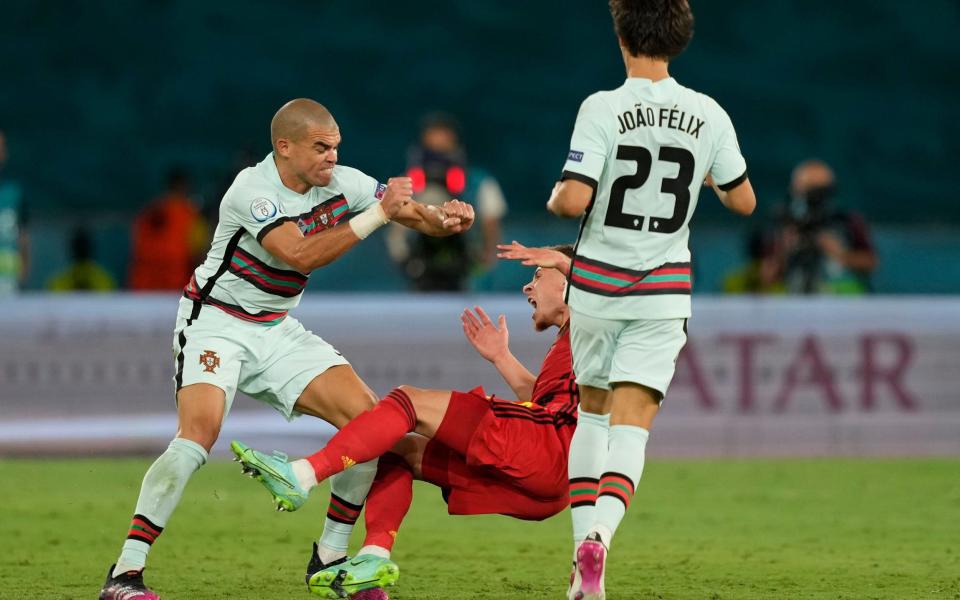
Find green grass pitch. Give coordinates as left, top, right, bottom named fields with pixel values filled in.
left=1, top=458, right=957, bottom=599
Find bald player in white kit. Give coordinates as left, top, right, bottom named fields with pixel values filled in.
left=100, top=99, right=475, bottom=600
left=502, top=1, right=756, bottom=598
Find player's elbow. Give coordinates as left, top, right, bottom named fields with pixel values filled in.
left=548, top=183, right=592, bottom=218
left=733, top=196, right=756, bottom=216
left=725, top=180, right=756, bottom=216
left=282, top=250, right=315, bottom=274
left=547, top=196, right=587, bottom=218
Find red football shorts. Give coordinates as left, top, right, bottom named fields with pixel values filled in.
left=420, top=387, right=570, bottom=521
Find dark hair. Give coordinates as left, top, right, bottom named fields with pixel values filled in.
left=551, top=244, right=575, bottom=259
left=609, top=0, right=694, bottom=61
left=420, top=112, right=461, bottom=137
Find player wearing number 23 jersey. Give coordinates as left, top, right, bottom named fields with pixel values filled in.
left=562, top=78, right=747, bottom=322
left=559, top=76, right=751, bottom=394
left=544, top=3, right=757, bottom=600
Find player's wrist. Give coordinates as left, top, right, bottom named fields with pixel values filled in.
left=491, top=350, right=515, bottom=367
left=349, top=203, right=390, bottom=240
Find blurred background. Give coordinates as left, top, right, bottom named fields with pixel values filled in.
left=1, top=0, right=958, bottom=456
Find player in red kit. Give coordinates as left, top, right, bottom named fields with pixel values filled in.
left=232, top=244, right=577, bottom=598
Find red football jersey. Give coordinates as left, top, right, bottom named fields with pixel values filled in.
left=531, top=325, right=578, bottom=427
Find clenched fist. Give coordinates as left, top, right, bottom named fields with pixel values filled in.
left=381, top=177, right=413, bottom=218
left=439, top=199, right=475, bottom=233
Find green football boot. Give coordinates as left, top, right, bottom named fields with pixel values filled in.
left=230, top=440, right=309, bottom=512
left=307, top=554, right=400, bottom=599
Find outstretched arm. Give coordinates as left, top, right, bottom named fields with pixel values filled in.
left=393, top=199, right=476, bottom=237
left=461, top=306, right=536, bottom=402
left=260, top=177, right=412, bottom=273
left=496, top=241, right=572, bottom=276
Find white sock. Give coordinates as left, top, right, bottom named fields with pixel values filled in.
left=357, top=545, right=391, bottom=559
left=587, top=524, right=614, bottom=549
left=114, top=438, right=208, bottom=577
left=318, top=460, right=378, bottom=558
left=316, top=543, right=347, bottom=565
left=292, top=458, right=318, bottom=491
left=592, top=425, right=649, bottom=546
left=567, top=411, right=610, bottom=546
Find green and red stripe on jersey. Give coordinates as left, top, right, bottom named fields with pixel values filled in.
left=570, top=255, right=692, bottom=297
left=183, top=279, right=287, bottom=326
left=127, top=514, right=163, bottom=545
left=228, top=247, right=307, bottom=298
left=183, top=273, right=200, bottom=297
left=598, top=471, right=636, bottom=510
left=326, top=492, right=363, bottom=526
left=297, top=195, right=350, bottom=236
left=569, top=477, right=600, bottom=509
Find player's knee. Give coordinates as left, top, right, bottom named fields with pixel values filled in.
left=578, top=395, right=609, bottom=415
left=177, top=418, right=221, bottom=452
left=394, top=384, right=423, bottom=398
left=397, top=385, right=430, bottom=412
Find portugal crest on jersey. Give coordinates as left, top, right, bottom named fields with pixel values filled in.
left=199, top=350, right=221, bottom=373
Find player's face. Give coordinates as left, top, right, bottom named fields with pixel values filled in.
left=421, top=126, right=459, bottom=153
left=523, top=267, right=567, bottom=331
left=289, top=125, right=341, bottom=188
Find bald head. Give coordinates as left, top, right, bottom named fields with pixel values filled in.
left=271, top=99, right=337, bottom=150
left=791, top=159, right=835, bottom=196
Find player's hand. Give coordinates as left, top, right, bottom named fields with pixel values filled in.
left=497, top=241, right=572, bottom=276
left=440, top=199, right=475, bottom=233
left=381, top=177, right=413, bottom=218
left=461, top=306, right=509, bottom=364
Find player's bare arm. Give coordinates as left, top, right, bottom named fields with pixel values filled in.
left=392, top=197, right=476, bottom=236
left=461, top=306, right=536, bottom=402
left=705, top=174, right=756, bottom=216
left=497, top=241, right=572, bottom=277
left=259, top=177, right=411, bottom=272
left=546, top=178, right=593, bottom=217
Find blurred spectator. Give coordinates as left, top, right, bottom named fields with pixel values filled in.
left=48, top=227, right=116, bottom=292
left=0, top=129, right=29, bottom=294
left=128, top=168, right=208, bottom=290
left=772, top=159, right=878, bottom=294
left=722, top=228, right=785, bottom=294
left=387, top=113, right=507, bottom=291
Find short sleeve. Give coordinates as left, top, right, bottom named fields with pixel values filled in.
left=222, top=190, right=292, bottom=244
left=709, top=106, right=748, bottom=191
left=340, top=167, right=386, bottom=213
left=561, top=94, right=613, bottom=188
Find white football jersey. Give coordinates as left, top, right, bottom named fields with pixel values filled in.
left=184, top=154, right=384, bottom=325
left=560, top=77, right=747, bottom=319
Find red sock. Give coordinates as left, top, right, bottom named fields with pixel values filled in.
left=306, top=388, right=417, bottom=481
left=362, top=453, right=414, bottom=551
